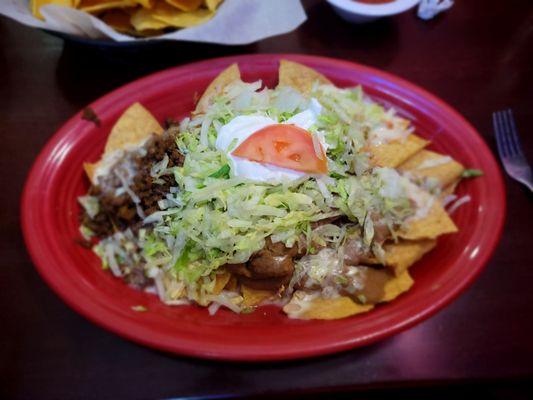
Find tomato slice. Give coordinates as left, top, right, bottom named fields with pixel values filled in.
left=232, top=124, right=328, bottom=174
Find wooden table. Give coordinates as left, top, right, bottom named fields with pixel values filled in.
left=1, top=0, right=532, bottom=398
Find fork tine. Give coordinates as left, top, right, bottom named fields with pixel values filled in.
left=504, top=109, right=525, bottom=157
left=499, top=110, right=515, bottom=156
left=498, top=111, right=513, bottom=157
left=493, top=112, right=508, bottom=158
left=499, top=111, right=514, bottom=158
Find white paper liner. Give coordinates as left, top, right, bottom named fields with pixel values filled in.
left=0, top=0, right=307, bottom=44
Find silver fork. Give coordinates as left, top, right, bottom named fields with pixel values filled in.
left=493, top=109, right=532, bottom=191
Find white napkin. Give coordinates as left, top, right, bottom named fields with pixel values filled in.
left=417, top=0, right=454, bottom=20
left=0, top=0, right=307, bottom=44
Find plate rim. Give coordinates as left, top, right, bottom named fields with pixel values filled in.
left=21, top=54, right=506, bottom=361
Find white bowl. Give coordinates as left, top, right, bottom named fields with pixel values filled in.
left=326, top=0, right=421, bottom=23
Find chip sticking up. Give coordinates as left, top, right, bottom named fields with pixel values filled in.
left=278, top=60, right=332, bottom=96
left=84, top=102, right=163, bottom=183
left=103, top=102, right=163, bottom=154
left=195, top=63, right=241, bottom=114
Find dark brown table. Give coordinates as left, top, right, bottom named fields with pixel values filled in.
left=1, top=0, right=532, bottom=398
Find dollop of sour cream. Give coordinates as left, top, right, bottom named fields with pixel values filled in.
left=215, top=99, right=326, bottom=184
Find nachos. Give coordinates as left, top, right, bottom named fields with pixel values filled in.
left=78, top=61, right=475, bottom=319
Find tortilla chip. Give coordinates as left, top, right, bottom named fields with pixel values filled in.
left=195, top=63, right=241, bottom=114
left=369, top=134, right=429, bottom=168
left=212, top=270, right=231, bottom=294
left=381, top=271, right=414, bottom=302
left=205, top=0, right=223, bottom=11
left=153, top=6, right=213, bottom=27
left=381, top=239, right=437, bottom=276
left=278, top=60, right=332, bottom=96
left=399, top=201, right=458, bottom=240
left=103, top=103, right=163, bottom=154
left=224, top=275, right=238, bottom=292
left=101, top=9, right=133, bottom=32
left=241, top=285, right=276, bottom=307
left=440, top=179, right=460, bottom=199
left=84, top=165, right=98, bottom=184
left=130, top=7, right=168, bottom=30
left=241, top=285, right=277, bottom=307
left=283, top=291, right=373, bottom=320
left=132, top=1, right=213, bottom=30
left=31, top=0, right=76, bottom=19
left=135, top=0, right=155, bottom=7
left=85, top=103, right=163, bottom=182
left=399, top=149, right=464, bottom=188
left=79, top=0, right=136, bottom=13
left=165, top=0, right=202, bottom=11
left=83, top=162, right=97, bottom=181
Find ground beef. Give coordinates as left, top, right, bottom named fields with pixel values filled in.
left=248, top=238, right=298, bottom=278
left=226, top=237, right=299, bottom=291
left=227, top=214, right=392, bottom=293
left=80, top=130, right=184, bottom=239
left=81, top=186, right=132, bottom=238
left=132, top=131, right=185, bottom=215
left=231, top=218, right=348, bottom=291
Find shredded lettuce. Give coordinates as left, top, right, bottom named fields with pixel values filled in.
left=89, top=81, right=417, bottom=305
left=209, top=164, right=230, bottom=179
left=311, top=84, right=411, bottom=175
left=78, top=195, right=99, bottom=219
left=79, top=225, right=94, bottom=241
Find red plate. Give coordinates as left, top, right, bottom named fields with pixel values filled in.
left=21, top=55, right=506, bottom=361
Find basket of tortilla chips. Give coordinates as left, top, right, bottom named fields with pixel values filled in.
left=0, top=0, right=306, bottom=44
left=77, top=60, right=482, bottom=320
left=31, top=0, right=224, bottom=36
